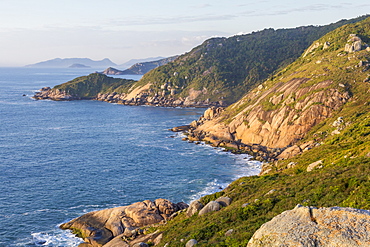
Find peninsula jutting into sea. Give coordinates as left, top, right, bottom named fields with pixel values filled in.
left=26, top=15, right=370, bottom=247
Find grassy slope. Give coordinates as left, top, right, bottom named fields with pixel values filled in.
left=53, top=73, right=137, bottom=98
left=133, top=16, right=369, bottom=105
left=149, top=18, right=370, bottom=247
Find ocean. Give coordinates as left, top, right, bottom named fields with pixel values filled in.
left=0, top=68, right=261, bottom=246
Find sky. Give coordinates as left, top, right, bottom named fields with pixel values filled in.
left=0, top=0, right=369, bottom=67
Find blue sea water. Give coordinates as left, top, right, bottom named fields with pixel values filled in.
left=0, top=68, right=261, bottom=246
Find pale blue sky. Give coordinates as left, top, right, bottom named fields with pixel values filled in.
left=0, top=0, right=369, bottom=66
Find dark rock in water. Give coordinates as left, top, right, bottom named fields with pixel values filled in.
left=171, top=125, right=191, bottom=132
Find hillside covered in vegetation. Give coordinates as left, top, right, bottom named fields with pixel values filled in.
left=130, top=15, right=369, bottom=105
left=153, top=16, right=370, bottom=246
left=33, top=73, right=137, bottom=100
left=34, top=16, right=369, bottom=108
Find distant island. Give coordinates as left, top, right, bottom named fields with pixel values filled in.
left=68, top=63, right=91, bottom=68
left=25, top=58, right=116, bottom=68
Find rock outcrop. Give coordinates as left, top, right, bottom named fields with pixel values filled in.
left=177, top=76, right=350, bottom=162
left=193, top=78, right=350, bottom=150
left=248, top=205, right=370, bottom=247
left=101, top=67, right=126, bottom=75
left=186, top=200, right=204, bottom=217
left=33, top=87, right=77, bottom=100
left=344, top=34, right=367, bottom=53
left=198, top=201, right=222, bottom=216
left=60, top=199, right=188, bottom=247
left=33, top=86, right=224, bottom=108
left=186, top=196, right=232, bottom=217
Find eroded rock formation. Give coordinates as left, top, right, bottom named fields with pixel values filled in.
left=60, top=199, right=188, bottom=247
left=33, top=87, right=76, bottom=100
left=180, top=77, right=350, bottom=161
left=247, top=205, right=370, bottom=247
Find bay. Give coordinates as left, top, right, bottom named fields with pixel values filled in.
left=0, top=68, right=261, bottom=246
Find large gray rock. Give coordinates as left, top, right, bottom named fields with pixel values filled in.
left=186, top=239, right=198, bottom=247
left=248, top=205, right=370, bottom=247
left=102, top=234, right=129, bottom=247
left=306, top=160, right=323, bottom=172
left=215, top=197, right=232, bottom=207
left=203, top=107, right=224, bottom=120
left=60, top=199, right=187, bottom=247
left=186, top=200, right=204, bottom=217
left=198, top=201, right=221, bottom=216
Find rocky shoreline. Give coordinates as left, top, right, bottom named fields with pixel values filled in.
left=60, top=194, right=370, bottom=247
left=60, top=199, right=188, bottom=247
left=33, top=87, right=226, bottom=108
left=60, top=196, right=233, bottom=247
left=171, top=107, right=317, bottom=163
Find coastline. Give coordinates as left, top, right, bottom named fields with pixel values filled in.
left=33, top=90, right=226, bottom=109
left=58, top=147, right=262, bottom=247
left=2, top=73, right=254, bottom=247
left=32, top=87, right=282, bottom=163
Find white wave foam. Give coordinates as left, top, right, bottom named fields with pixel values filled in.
left=187, top=155, right=261, bottom=204
left=188, top=179, right=229, bottom=203
left=31, top=229, right=82, bottom=246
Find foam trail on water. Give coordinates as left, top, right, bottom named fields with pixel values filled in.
left=188, top=178, right=229, bottom=203
left=30, top=228, right=83, bottom=247
left=188, top=154, right=262, bottom=203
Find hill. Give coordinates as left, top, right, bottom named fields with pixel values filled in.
left=25, top=58, right=116, bottom=68
left=33, top=15, right=370, bottom=108
left=100, top=56, right=178, bottom=75
left=130, top=15, right=369, bottom=106
left=33, top=73, right=136, bottom=100
left=153, top=16, right=370, bottom=246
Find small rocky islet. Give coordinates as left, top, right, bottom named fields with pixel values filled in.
left=33, top=16, right=370, bottom=246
